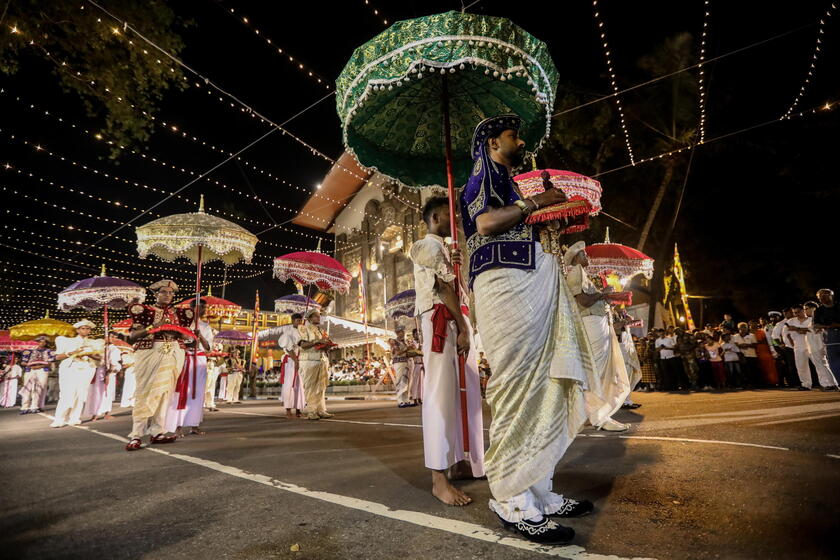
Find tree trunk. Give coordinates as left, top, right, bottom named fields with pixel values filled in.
left=636, top=160, right=675, bottom=252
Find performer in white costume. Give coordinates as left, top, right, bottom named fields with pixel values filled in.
left=460, top=115, right=597, bottom=544
left=297, top=310, right=334, bottom=420
left=50, top=320, right=103, bottom=427
left=279, top=314, right=305, bottom=418
left=1, top=355, right=23, bottom=408
left=85, top=338, right=122, bottom=421
left=564, top=241, right=631, bottom=431
left=165, top=298, right=214, bottom=435
left=389, top=326, right=413, bottom=408
left=787, top=303, right=838, bottom=390
left=615, top=315, right=643, bottom=409
left=18, top=336, right=56, bottom=414
left=225, top=348, right=246, bottom=403
left=119, top=350, right=136, bottom=408
left=411, top=196, right=485, bottom=507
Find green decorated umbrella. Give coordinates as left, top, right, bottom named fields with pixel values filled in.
left=337, top=10, right=558, bottom=453
left=336, top=10, right=559, bottom=187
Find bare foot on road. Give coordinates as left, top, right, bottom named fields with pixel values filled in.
left=432, top=472, right=472, bottom=506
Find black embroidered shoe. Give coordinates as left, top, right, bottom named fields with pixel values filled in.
left=549, top=498, right=594, bottom=518
left=496, top=514, right=575, bottom=545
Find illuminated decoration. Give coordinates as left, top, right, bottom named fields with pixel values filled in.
left=783, top=1, right=836, bottom=119
left=361, top=0, right=389, bottom=26
left=274, top=295, right=321, bottom=315
left=671, top=244, right=696, bottom=330
left=698, top=0, right=711, bottom=143
left=9, top=312, right=76, bottom=341
left=593, top=0, right=635, bottom=165
left=218, top=3, right=331, bottom=89
left=385, top=289, right=416, bottom=319
left=584, top=229, right=654, bottom=280
left=273, top=252, right=352, bottom=294
left=57, top=265, right=146, bottom=311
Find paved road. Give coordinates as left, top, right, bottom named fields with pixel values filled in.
left=1, top=389, right=839, bottom=559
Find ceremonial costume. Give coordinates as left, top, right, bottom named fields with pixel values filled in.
left=120, top=352, right=137, bottom=407
left=1, top=360, right=22, bottom=407
left=225, top=354, right=246, bottom=403
left=278, top=324, right=304, bottom=412
left=460, top=116, right=594, bottom=523
left=164, top=319, right=213, bottom=431
left=51, top=322, right=103, bottom=427
left=204, top=358, right=222, bottom=409
left=408, top=340, right=425, bottom=402
left=127, top=281, right=192, bottom=441
left=84, top=344, right=122, bottom=418
left=19, top=343, right=56, bottom=412
left=565, top=247, right=630, bottom=428
left=814, top=303, right=840, bottom=376
left=297, top=320, right=331, bottom=419
left=411, top=233, right=485, bottom=475
left=389, top=335, right=412, bottom=407
left=619, top=329, right=642, bottom=406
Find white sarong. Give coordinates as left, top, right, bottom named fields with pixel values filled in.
left=581, top=314, right=631, bottom=426
left=280, top=358, right=305, bottom=410
left=164, top=354, right=207, bottom=431
left=419, top=310, right=485, bottom=475
left=129, top=341, right=185, bottom=439
left=120, top=367, right=136, bottom=408
left=474, top=244, right=593, bottom=521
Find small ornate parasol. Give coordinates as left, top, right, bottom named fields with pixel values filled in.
left=273, top=252, right=352, bottom=294
left=111, top=318, right=134, bottom=335
left=57, top=265, right=146, bottom=312
left=214, top=330, right=253, bottom=347
left=176, top=293, right=242, bottom=320
left=0, top=331, right=38, bottom=352
left=385, top=289, right=416, bottom=319
left=585, top=230, right=654, bottom=280
left=274, top=295, right=321, bottom=315
left=9, top=313, right=76, bottom=341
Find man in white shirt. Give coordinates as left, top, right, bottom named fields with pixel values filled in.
left=410, top=196, right=484, bottom=507
left=389, top=326, right=413, bottom=408
left=732, top=323, right=759, bottom=387
left=655, top=331, right=679, bottom=390
left=84, top=337, right=122, bottom=421
left=771, top=308, right=799, bottom=387
left=297, top=310, right=334, bottom=420
left=280, top=314, right=305, bottom=418
left=788, top=303, right=838, bottom=390
left=51, top=320, right=103, bottom=427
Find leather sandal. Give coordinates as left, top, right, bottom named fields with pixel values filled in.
left=125, top=438, right=143, bottom=451
left=150, top=433, right=177, bottom=444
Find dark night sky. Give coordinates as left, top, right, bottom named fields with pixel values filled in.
left=1, top=0, right=838, bottom=328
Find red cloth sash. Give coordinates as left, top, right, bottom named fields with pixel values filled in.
left=279, top=354, right=289, bottom=385
left=431, top=303, right=470, bottom=353
left=176, top=352, right=206, bottom=409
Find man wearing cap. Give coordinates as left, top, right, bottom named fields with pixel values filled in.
left=389, top=325, right=413, bottom=408
left=460, top=115, right=596, bottom=545
left=165, top=298, right=214, bottom=435
left=225, top=348, right=246, bottom=403
left=18, top=335, right=56, bottom=414
left=564, top=242, right=631, bottom=431
left=50, top=320, right=103, bottom=427
left=814, top=289, right=840, bottom=377
left=297, top=310, right=334, bottom=420
left=125, top=279, right=193, bottom=450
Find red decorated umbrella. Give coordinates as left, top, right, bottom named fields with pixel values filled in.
left=585, top=230, right=654, bottom=280
left=176, top=293, right=241, bottom=319
left=514, top=169, right=602, bottom=232
left=0, top=331, right=38, bottom=352
left=111, top=318, right=133, bottom=335
left=273, top=252, right=352, bottom=295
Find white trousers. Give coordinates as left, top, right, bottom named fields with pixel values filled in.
left=20, top=369, right=49, bottom=411
left=52, top=360, right=97, bottom=426
left=120, top=369, right=136, bottom=408
left=794, top=347, right=837, bottom=388
left=217, top=375, right=228, bottom=399
left=226, top=372, right=243, bottom=402
left=205, top=367, right=219, bottom=408
left=393, top=361, right=411, bottom=405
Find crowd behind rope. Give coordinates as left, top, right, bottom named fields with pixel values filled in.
left=633, top=289, right=840, bottom=392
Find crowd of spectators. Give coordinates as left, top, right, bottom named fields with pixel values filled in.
left=634, top=289, right=840, bottom=392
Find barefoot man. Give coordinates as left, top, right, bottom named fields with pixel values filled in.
left=410, top=196, right=485, bottom=507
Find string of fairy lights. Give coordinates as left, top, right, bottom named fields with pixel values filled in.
left=697, top=0, right=711, bottom=143
left=592, top=0, right=635, bottom=165
left=362, top=0, right=389, bottom=26
left=783, top=1, right=836, bottom=119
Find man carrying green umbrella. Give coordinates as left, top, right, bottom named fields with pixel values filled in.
left=460, top=115, right=596, bottom=545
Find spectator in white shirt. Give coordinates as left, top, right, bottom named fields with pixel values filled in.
left=721, top=333, right=744, bottom=388
left=771, top=308, right=799, bottom=388
left=732, top=323, right=759, bottom=387
left=655, top=331, right=681, bottom=390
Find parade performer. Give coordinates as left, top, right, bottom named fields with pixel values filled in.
left=165, top=298, right=214, bottom=435
left=460, top=115, right=596, bottom=544
left=85, top=336, right=122, bottom=421
left=216, top=358, right=228, bottom=401
left=564, top=242, right=631, bottom=431
left=407, top=329, right=424, bottom=405
left=225, top=348, right=246, bottom=403
left=50, top=320, right=103, bottom=427
left=411, top=196, right=485, bottom=507
left=616, top=318, right=643, bottom=409
left=204, top=356, right=221, bottom=412
left=389, top=325, right=413, bottom=408
left=785, top=304, right=835, bottom=390
left=18, top=336, right=56, bottom=414
left=814, top=289, right=840, bottom=378
left=280, top=313, right=305, bottom=418
left=1, top=355, right=23, bottom=408
left=297, top=310, right=334, bottom=420
left=119, top=349, right=136, bottom=408
left=124, top=280, right=193, bottom=451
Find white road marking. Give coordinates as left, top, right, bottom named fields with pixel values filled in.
left=37, top=413, right=651, bottom=560
left=750, top=411, right=840, bottom=426
left=827, top=454, right=840, bottom=460
left=616, top=435, right=789, bottom=451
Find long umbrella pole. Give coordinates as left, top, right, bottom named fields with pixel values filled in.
left=192, top=246, right=203, bottom=400
left=442, top=76, right=470, bottom=454
left=103, top=304, right=109, bottom=382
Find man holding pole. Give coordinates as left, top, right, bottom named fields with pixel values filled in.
left=460, top=115, right=596, bottom=544
left=411, top=196, right=484, bottom=506
left=297, top=310, right=334, bottom=421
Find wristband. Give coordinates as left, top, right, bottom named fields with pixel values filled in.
left=514, top=200, right=532, bottom=216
